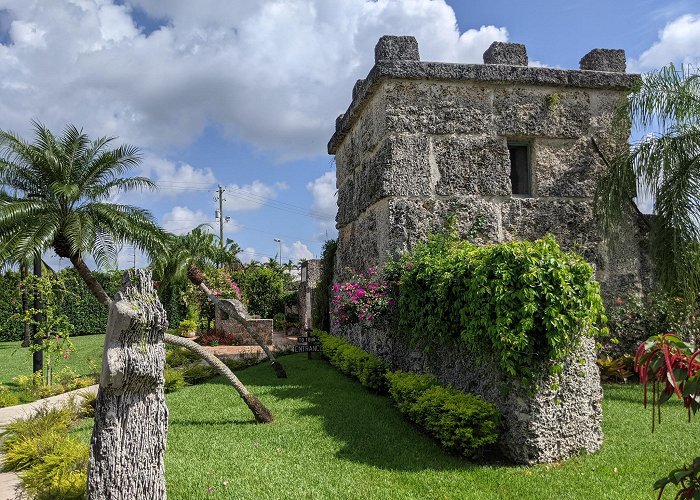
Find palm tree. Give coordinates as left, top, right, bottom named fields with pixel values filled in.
left=0, top=120, right=166, bottom=303
left=152, top=228, right=287, bottom=378
left=597, top=64, right=700, bottom=296
left=0, top=121, right=276, bottom=416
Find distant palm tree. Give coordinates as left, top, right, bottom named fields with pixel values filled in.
left=597, top=64, right=700, bottom=296
left=0, top=120, right=166, bottom=304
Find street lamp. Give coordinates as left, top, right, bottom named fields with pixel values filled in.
left=274, top=238, right=282, bottom=266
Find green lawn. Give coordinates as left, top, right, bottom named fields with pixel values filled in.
left=0, top=334, right=104, bottom=392
left=154, top=354, right=699, bottom=500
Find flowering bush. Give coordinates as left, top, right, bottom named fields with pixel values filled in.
left=331, top=269, right=395, bottom=326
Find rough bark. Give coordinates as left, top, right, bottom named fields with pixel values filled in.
left=164, top=334, right=273, bottom=423
left=187, top=263, right=287, bottom=378
left=87, top=270, right=168, bottom=500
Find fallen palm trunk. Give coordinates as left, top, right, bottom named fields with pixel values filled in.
left=163, top=333, right=273, bottom=423
left=187, top=263, right=288, bottom=378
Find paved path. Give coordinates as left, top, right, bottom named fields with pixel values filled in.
left=0, top=385, right=98, bottom=500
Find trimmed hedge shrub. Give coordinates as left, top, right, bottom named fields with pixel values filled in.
left=386, top=370, right=500, bottom=458
left=316, top=331, right=501, bottom=458
left=317, top=330, right=388, bottom=392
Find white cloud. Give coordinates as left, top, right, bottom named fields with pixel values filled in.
left=307, top=170, right=337, bottom=240
left=10, top=20, right=46, bottom=48
left=0, top=0, right=508, bottom=158
left=140, top=154, right=216, bottom=196
left=239, top=246, right=259, bottom=264
left=289, top=241, right=314, bottom=261
left=223, top=180, right=288, bottom=211
left=161, top=206, right=214, bottom=235
left=632, top=13, right=700, bottom=70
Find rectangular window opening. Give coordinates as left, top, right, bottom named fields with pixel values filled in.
left=508, top=143, right=531, bottom=196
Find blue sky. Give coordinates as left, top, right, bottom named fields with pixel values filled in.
left=0, top=0, right=698, bottom=269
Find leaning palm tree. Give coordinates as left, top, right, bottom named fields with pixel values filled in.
left=597, top=63, right=700, bottom=297
left=0, top=121, right=273, bottom=420
left=152, top=227, right=287, bottom=377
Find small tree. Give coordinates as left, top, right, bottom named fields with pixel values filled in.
left=13, top=272, right=75, bottom=386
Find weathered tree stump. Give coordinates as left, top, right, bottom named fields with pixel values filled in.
left=87, top=270, right=168, bottom=500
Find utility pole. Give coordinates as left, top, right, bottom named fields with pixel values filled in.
left=216, top=185, right=225, bottom=251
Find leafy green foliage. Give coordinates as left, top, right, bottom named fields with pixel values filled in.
left=385, top=370, right=500, bottom=458
left=0, top=270, right=22, bottom=341
left=392, top=233, right=606, bottom=383
left=606, top=291, right=700, bottom=357
left=164, top=367, right=187, bottom=393
left=181, top=363, right=216, bottom=385
left=232, top=262, right=288, bottom=318
left=0, top=268, right=121, bottom=342
left=14, top=272, right=75, bottom=385
left=1, top=404, right=87, bottom=499
left=312, top=239, right=337, bottom=331
left=317, top=330, right=389, bottom=392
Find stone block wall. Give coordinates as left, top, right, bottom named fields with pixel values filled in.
left=215, top=300, right=273, bottom=345
left=298, top=259, right=322, bottom=328
left=328, top=36, right=651, bottom=302
left=325, top=36, right=648, bottom=464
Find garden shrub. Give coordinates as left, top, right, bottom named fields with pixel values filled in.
left=385, top=370, right=440, bottom=415
left=181, top=363, right=216, bottom=385
left=606, top=291, right=700, bottom=358
left=166, top=345, right=200, bottom=368
left=21, top=436, right=88, bottom=500
left=0, top=404, right=87, bottom=499
left=385, top=370, right=500, bottom=458
left=317, top=330, right=388, bottom=392
left=388, top=232, right=606, bottom=383
left=164, top=368, right=186, bottom=393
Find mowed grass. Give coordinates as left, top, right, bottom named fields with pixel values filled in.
left=0, top=334, right=104, bottom=386
left=163, top=354, right=700, bottom=500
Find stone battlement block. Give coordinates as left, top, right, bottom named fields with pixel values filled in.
left=483, top=41, right=528, bottom=66
left=374, top=35, right=420, bottom=63
left=579, top=49, right=626, bottom=73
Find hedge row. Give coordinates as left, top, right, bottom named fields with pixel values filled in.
left=316, top=331, right=500, bottom=458
left=317, top=330, right=388, bottom=392
left=386, top=371, right=500, bottom=457
left=0, top=269, right=122, bottom=342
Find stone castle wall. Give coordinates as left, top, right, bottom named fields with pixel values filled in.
left=328, top=36, right=650, bottom=302
left=326, top=36, right=648, bottom=464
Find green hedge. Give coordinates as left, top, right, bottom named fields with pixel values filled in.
left=386, top=371, right=500, bottom=458
left=0, top=271, right=23, bottom=342
left=317, top=330, right=501, bottom=458
left=317, top=330, right=388, bottom=392
left=388, top=234, right=606, bottom=382
left=0, top=268, right=122, bottom=342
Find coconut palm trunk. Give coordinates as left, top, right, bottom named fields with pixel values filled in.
left=187, top=263, right=287, bottom=378
left=163, top=333, right=273, bottom=422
